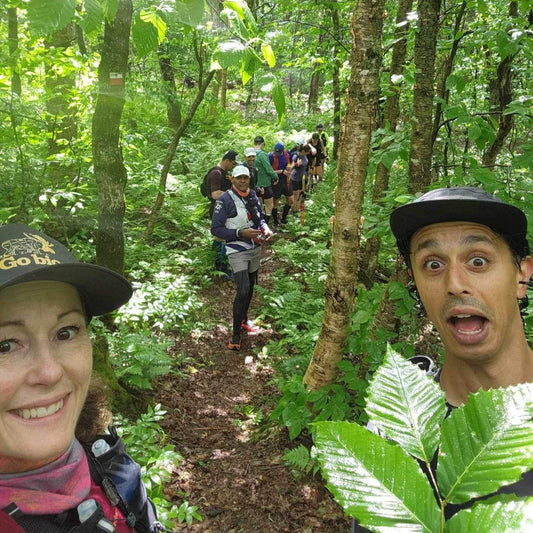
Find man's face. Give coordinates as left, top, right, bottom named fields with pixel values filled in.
left=409, top=221, right=532, bottom=364
left=232, top=174, right=250, bottom=193
left=223, top=159, right=237, bottom=171
left=245, top=155, right=256, bottom=166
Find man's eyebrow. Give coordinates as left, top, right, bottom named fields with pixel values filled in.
left=411, top=233, right=496, bottom=255
left=411, top=238, right=438, bottom=255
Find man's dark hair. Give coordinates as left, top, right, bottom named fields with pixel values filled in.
left=222, top=150, right=238, bottom=162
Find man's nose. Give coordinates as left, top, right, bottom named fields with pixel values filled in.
left=445, top=262, right=471, bottom=295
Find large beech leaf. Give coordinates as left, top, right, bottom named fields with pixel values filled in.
left=438, top=383, right=533, bottom=504
left=444, top=495, right=533, bottom=532
left=366, top=346, right=447, bottom=462
left=26, top=0, right=77, bottom=35
left=314, top=421, right=441, bottom=532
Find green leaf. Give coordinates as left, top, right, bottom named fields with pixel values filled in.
left=444, top=495, right=533, bottom=532
left=140, top=9, right=167, bottom=43
left=102, top=0, right=118, bottom=22
left=261, top=43, right=276, bottom=68
left=78, top=0, right=104, bottom=35
left=175, top=0, right=205, bottom=28
left=214, top=40, right=247, bottom=68
left=223, top=0, right=257, bottom=32
left=132, top=16, right=160, bottom=58
left=314, top=420, right=441, bottom=532
left=272, top=77, right=286, bottom=124
left=438, top=383, right=533, bottom=504
left=365, top=346, right=447, bottom=463
left=26, top=0, right=77, bottom=35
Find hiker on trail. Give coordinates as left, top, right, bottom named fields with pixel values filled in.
left=207, top=150, right=239, bottom=279
left=352, top=186, right=533, bottom=533
left=206, top=150, right=238, bottom=217
left=289, top=144, right=311, bottom=219
left=307, top=132, right=326, bottom=188
left=0, top=224, right=163, bottom=533
left=211, top=165, right=273, bottom=351
left=243, top=147, right=258, bottom=192
left=253, top=136, right=279, bottom=225
left=268, top=142, right=294, bottom=227
left=316, top=123, right=328, bottom=160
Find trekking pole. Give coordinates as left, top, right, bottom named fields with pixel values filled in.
left=300, top=175, right=306, bottom=225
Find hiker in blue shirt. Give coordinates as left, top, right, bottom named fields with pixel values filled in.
left=211, top=165, right=273, bottom=351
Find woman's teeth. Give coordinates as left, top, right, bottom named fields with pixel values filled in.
left=18, top=399, right=64, bottom=420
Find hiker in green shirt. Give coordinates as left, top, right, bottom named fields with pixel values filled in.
left=253, top=135, right=279, bottom=224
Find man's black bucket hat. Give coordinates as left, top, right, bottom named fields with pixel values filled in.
left=0, top=224, right=132, bottom=316
left=390, top=186, right=529, bottom=261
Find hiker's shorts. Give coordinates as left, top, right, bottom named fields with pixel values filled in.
left=228, top=246, right=261, bottom=274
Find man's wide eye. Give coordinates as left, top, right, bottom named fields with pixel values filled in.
left=424, top=259, right=443, bottom=270
left=469, top=256, right=487, bottom=267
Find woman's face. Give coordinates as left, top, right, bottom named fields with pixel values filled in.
left=0, top=281, right=92, bottom=473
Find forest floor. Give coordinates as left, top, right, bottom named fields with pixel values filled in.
left=155, top=237, right=350, bottom=533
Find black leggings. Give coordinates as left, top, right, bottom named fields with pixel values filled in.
left=232, top=269, right=258, bottom=338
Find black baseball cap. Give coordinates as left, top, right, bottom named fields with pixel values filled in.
left=390, top=187, right=529, bottom=260
left=222, top=150, right=238, bottom=162
left=254, top=135, right=265, bottom=144
left=0, top=224, right=132, bottom=316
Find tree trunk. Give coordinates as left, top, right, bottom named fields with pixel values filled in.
left=92, top=0, right=132, bottom=275
left=145, top=68, right=216, bottom=239
left=330, top=1, right=342, bottom=160
left=432, top=1, right=468, bottom=148
left=45, top=23, right=78, bottom=186
left=482, top=1, right=517, bottom=170
left=8, top=7, right=21, bottom=96
left=408, top=0, right=441, bottom=193
left=158, top=43, right=182, bottom=130
left=360, top=0, right=413, bottom=281
left=303, top=0, right=385, bottom=391
left=307, top=31, right=325, bottom=113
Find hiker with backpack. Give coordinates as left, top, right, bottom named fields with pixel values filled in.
left=253, top=136, right=279, bottom=225
left=201, top=150, right=239, bottom=279
left=308, top=132, right=326, bottom=188
left=289, top=143, right=312, bottom=221
left=243, top=147, right=258, bottom=191
left=0, top=224, right=166, bottom=533
left=211, top=165, right=273, bottom=351
left=268, top=142, right=294, bottom=227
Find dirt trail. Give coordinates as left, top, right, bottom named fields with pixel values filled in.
left=156, top=243, right=349, bottom=532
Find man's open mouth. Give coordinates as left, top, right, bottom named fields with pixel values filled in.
left=447, top=314, right=488, bottom=337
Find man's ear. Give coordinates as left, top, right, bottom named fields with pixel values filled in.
left=517, top=256, right=533, bottom=298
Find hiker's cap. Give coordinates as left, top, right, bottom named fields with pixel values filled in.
left=274, top=142, right=284, bottom=155
left=316, top=124, right=324, bottom=130
left=390, top=186, right=529, bottom=259
left=222, top=150, right=238, bottom=162
left=232, top=165, right=250, bottom=178
left=244, top=147, right=256, bottom=157
left=0, top=224, right=132, bottom=316
left=254, top=135, right=265, bottom=144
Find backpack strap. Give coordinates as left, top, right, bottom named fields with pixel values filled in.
left=0, top=504, right=25, bottom=533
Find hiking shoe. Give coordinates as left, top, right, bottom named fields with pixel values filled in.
left=227, top=340, right=241, bottom=351
left=241, top=321, right=261, bottom=333
left=228, top=337, right=241, bottom=352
